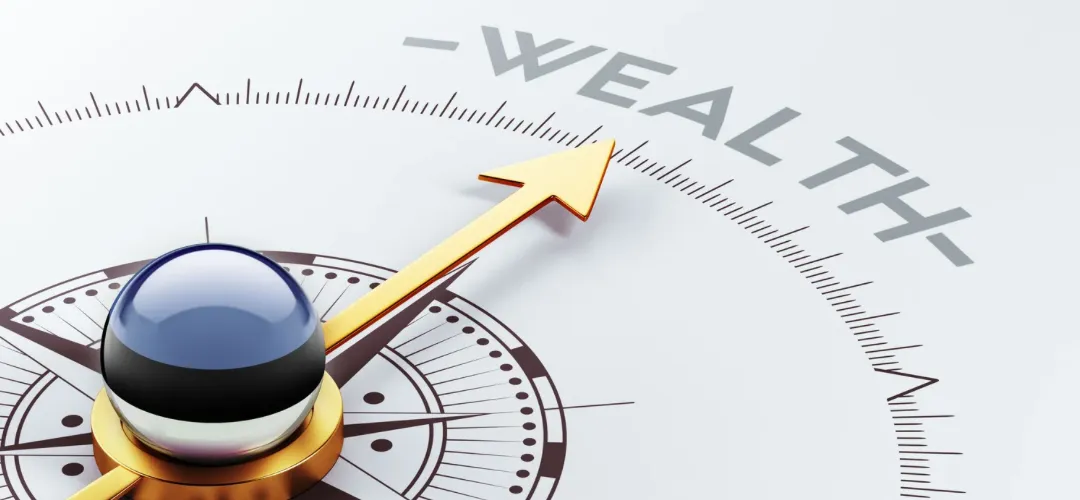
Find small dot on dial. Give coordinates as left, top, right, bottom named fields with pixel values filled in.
left=325, top=272, right=337, bottom=279
left=369, top=282, right=380, bottom=289
left=509, top=377, right=521, bottom=385
left=516, top=392, right=529, bottom=400
left=521, top=454, right=534, bottom=462
left=447, top=315, right=459, bottom=323
left=363, top=392, right=385, bottom=405
left=61, top=415, right=83, bottom=428
left=521, top=407, right=534, bottom=415
left=500, top=364, right=513, bottom=371
left=301, top=269, right=314, bottom=276
left=347, top=277, right=360, bottom=284
left=489, top=351, right=502, bottom=358
left=62, top=463, right=84, bottom=476
left=371, top=439, right=393, bottom=452
left=85, top=289, right=98, bottom=296
left=429, top=306, right=442, bottom=313
left=21, top=316, right=33, bottom=323
left=516, top=470, right=530, bottom=478
left=523, top=438, right=536, bottom=446
left=63, top=297, right=75, bottom=304
left=462, top=326, right=475, bottom=334
left=42, top=306, right=54, bottom=313
left=510, top=486, right=523, bottom=494
left=108, top=283, right=121, bottom=289
left=477, top=338, right=490, bottom=346
left=523, top=422, right=536, bottom=430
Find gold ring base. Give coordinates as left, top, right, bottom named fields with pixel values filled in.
left=90, top=372, right=344, bottom=500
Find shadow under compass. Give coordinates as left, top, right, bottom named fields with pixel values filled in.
left=459, top=182, right=578, bottom=236
left=456, top=180, right=657, bottom=305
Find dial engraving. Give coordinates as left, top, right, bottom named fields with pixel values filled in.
left=0, top=253, right=567, bottom=500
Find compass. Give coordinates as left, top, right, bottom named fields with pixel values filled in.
left=0, top=249, right=573, bottom=499
left=0, top=0, right=1073, bottom=499
left=0, top=87, right=936, bottom=499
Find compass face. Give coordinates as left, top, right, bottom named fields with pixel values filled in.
left=0, top=1, right=1073, bottom=499
left=0, top=254, right=562, bottom=499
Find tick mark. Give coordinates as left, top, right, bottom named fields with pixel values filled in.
left=403, top=37, right=460, bottom=51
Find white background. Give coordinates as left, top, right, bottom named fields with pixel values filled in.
left=0, top=1, right=1075, bottom=499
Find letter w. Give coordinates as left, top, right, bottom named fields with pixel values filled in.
left=481, top=26, right=606, bottom=82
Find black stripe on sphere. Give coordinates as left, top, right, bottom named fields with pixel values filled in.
left=102, top=324, right=324, bottom=423
left=100, top=243, right=326, bottom=423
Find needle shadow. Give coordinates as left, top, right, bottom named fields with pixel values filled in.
left=457, top=180, right=655, bottom=300
left=459, top=182, right=579, bottom=237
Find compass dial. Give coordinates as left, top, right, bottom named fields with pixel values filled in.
left=0, top=92, right=902, bottom=500
left=0, top=253, right=564, bottom=499
left=1, top=0, right=1072, bottom=499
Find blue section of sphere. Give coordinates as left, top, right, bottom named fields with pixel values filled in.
left=108, top=243, right=318, bottom=370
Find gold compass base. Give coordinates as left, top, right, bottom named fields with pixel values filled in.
left=90, top=373, right=344, bottom=500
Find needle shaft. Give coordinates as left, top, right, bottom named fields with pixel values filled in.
left=323, top=188, right=547, bottom=353
left=69, top=466, right=141, bottom=500
left=323, top=139, right=615, bottom=354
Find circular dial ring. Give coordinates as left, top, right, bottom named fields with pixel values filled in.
left=0, top=251, right=566, bottom=500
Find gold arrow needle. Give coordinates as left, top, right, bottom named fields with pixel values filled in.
left=323, top=138, right=616, bottom=353
left=68, top=467, right=140, bottom=500
left=68, top=139, right=614, bottom=500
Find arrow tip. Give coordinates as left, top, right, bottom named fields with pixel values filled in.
left=478, top=139, right=616, bottom=221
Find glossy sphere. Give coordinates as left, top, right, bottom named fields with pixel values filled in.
left=101, top=243, right=326, bottom=464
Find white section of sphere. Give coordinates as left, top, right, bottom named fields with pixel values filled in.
left=105, top=381, right=321, bottom=464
